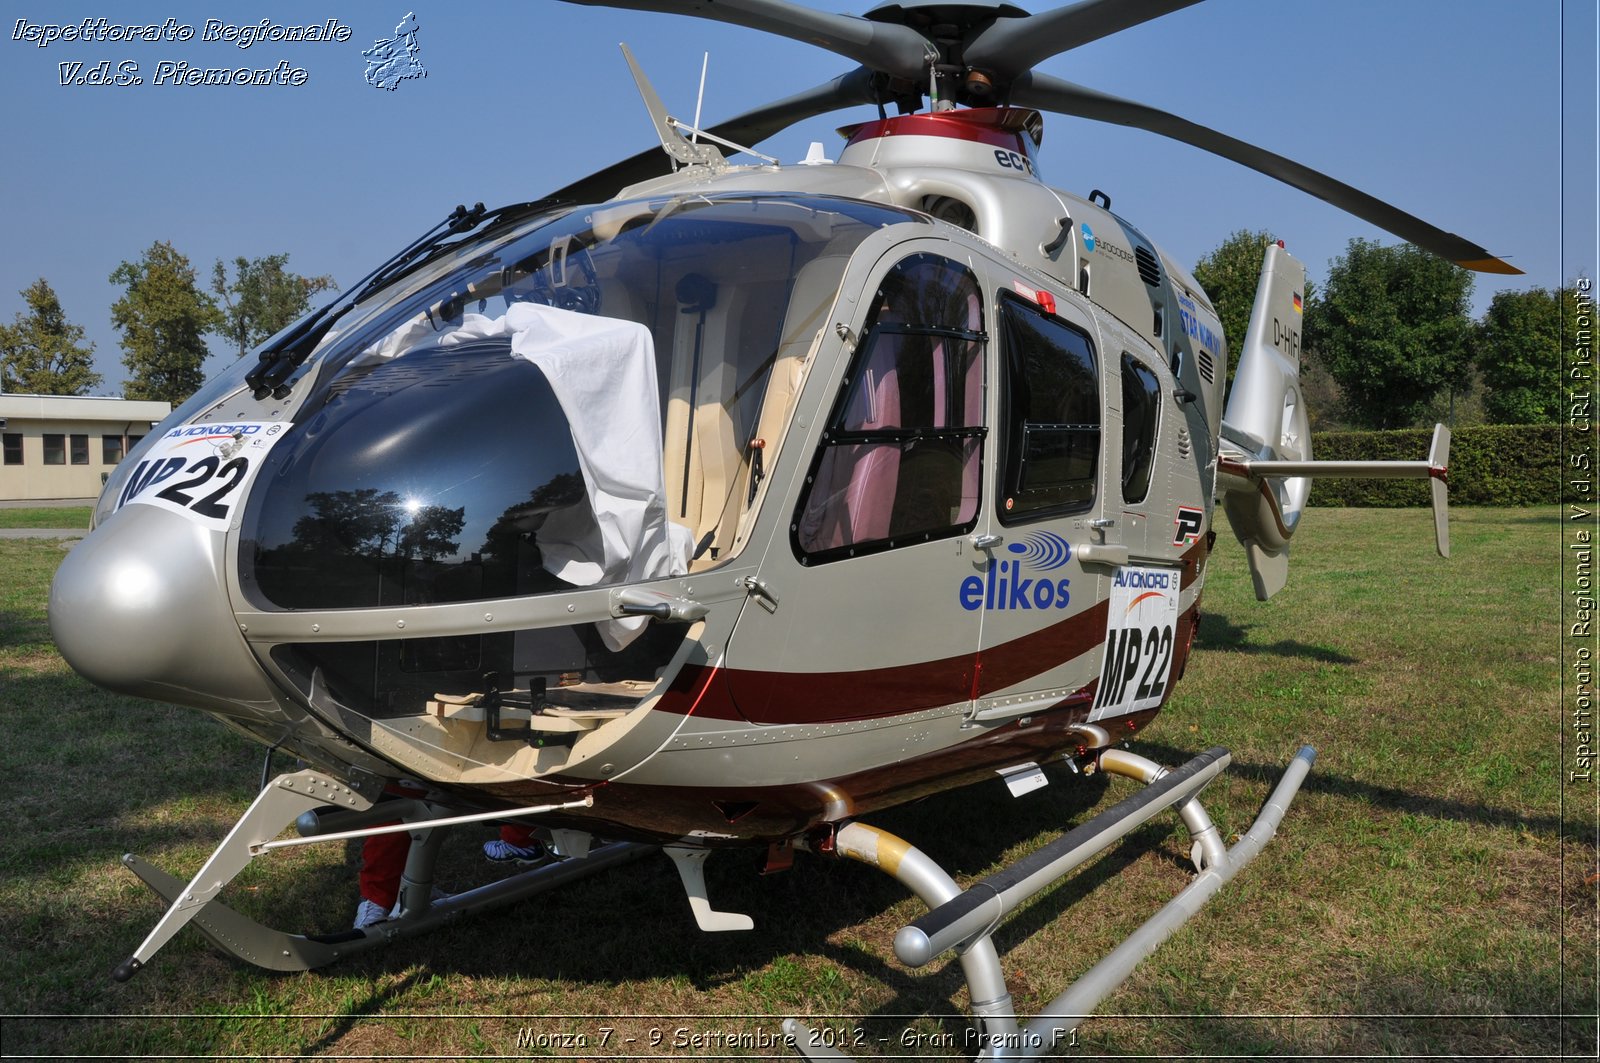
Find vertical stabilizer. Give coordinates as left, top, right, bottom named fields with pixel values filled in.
left=1223, top=242, right=1308, bottom=462
left=1217, top=244, right=1312, bottom=600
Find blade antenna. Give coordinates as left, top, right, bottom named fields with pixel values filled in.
left=620, top=42, right=723, bottom=172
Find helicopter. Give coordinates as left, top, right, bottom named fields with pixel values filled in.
left=49, top=0, right=1517, bottom=1055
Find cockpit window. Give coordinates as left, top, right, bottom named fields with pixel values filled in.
left=241, top=194, right=922, bottom=623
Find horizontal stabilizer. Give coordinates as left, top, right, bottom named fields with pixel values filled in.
left=1221, top=423, right=1450, bottom=558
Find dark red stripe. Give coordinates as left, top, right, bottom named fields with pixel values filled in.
left=666, top=601, right=1108, bottom=725
left=844, top=112, right=1031, bottom=154
left=976, top=598, right=1108, bottom=696
left=661, top=547, right=1209, bottom=727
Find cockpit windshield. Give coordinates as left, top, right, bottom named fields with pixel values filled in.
left=240, top=194, right=922, bottom=625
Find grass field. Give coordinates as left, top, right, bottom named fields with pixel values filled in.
left=0, top=507, right=1592, bottom=1060
left=0, top=505, right=91, bottom=529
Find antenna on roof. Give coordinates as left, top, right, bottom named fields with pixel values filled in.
left=619, top=43, right=775, bottom=171
left=691, top=52, right=708, bottom=145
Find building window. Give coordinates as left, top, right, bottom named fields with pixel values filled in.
left=127, top=434, right=144, bottom=451
left=794, top=253, right=987, bottom=561
left=997, top=294, right=1100, bottom=522
left=102, top=434, right=125, bottom=464
left=70, top=434, right=90, bottom=465
left=3, top=433, right=22, bottom=466
left=42, top=434, right=66, bottom=465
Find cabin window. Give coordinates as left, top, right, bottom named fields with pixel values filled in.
left=2, top=433, right=22, bottom=465
left=996, top=294, right=1099, bottom=522
left=1121, top=353, right=1161, bottom=504
left=794, top=253, right=986, bottom=561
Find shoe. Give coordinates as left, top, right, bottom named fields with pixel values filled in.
left=482, top=838, right=553, bottom=866
left=353, top=898, right=389, bottom=930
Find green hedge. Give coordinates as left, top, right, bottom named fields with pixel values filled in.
left=1307, top=424, right=1561, bottom=506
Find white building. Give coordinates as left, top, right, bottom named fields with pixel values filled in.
left=0, top=394, right=172, bottom=501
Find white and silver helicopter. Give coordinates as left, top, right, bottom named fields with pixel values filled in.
left=51, top=1, right=1515, bottom=1055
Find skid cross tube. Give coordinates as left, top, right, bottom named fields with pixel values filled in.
left=895, top=747, right=1231, bottom=968
left=786, top=745, right=1315, bottom=1061
left=1023, top=745, right=1317, bottom=1051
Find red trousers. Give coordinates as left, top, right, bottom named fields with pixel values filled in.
left=358, top=828, right=409, bottom=908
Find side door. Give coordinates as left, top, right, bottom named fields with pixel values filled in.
left=1087, top=323, right=1193, bottom=723
left=722, top=245, right=990, bottom=725
left=966, top=284, right=1111, bottom=722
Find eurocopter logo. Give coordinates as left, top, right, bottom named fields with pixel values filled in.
left=959, top=531, right=1072, bottom=611
left=363, top=12, right=425, bottom=90
left=1081, top=223, right=1096, bottom=252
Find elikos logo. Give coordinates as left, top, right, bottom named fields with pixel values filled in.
left=959, top=531, right=1072, bottom=611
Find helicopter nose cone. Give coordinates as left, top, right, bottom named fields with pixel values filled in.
left=49, top=504, right=273, bottom=711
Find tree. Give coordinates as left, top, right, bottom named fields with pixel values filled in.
left=1309, top=238, right=1474, bottom=430
left=0, top=279, right=101, bottom=395
left=110, top=241, right=220, bottom=405
left=211, top=254, right=336, bottom=359
left=1475, top=286, right=1572, bottom=424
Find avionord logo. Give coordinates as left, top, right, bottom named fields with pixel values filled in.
left=162, top=423, right=266, bottom=441
left=1112, top=567, right=1175, bottom=594
left=959, top=531, right=1072, bottom=611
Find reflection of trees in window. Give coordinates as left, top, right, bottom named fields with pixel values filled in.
left=398, top=505, right=464, bottom=561
left=259, top=489, right=471, bottom=608
left=288, top=488, right=463, bottom=562
left=292, top=488, right=402, bottom=557
left=477, top=472, right=586, bottom=568
left=469, top=472, right=589, bottom=599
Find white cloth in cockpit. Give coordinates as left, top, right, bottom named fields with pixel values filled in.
left=354, top=303, right=693, bottom=650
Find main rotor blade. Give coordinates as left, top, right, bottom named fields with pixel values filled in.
left=547, top=67, right=879, bottom=203
left=559, top=0, right=932, bottom=81
left=965, top=0, right=1205, bottom=81
left=1010, top=72, right=1520, bottom=274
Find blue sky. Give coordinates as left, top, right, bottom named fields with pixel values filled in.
left=1, top=0, right=1594, bottom=394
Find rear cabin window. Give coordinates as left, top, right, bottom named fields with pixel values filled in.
left=794, top=253, right=986, bottom=561
left=997, top=295, right=1099, bottom=521
left=1121, top=353, right=1161, bottom=504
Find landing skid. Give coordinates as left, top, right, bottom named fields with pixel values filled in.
left=786, top=745, right=1316, bottom=1060
left=121, top=841, right=654, bottom=972
left=112, top=767, right=653, bottom=978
